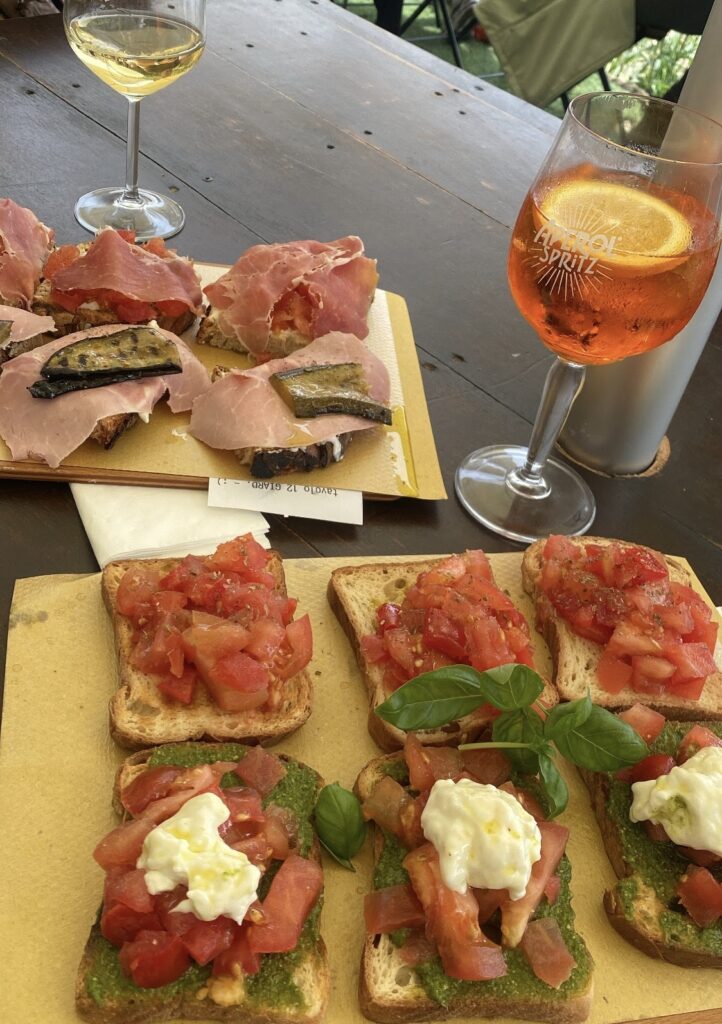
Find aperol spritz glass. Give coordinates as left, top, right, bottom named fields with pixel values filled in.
left=64, top=0, right=206, bottom=240
left=456, top=93, right=722, bottom=542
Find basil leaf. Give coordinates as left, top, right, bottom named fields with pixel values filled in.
left=492, top=709, right=545, bottom=774
left=537, top=753, right=568, bottom=818
left=477, top=664, right=545, bottom=711
left=552, top=704, right=649, bottom=771
left=544, top=694, right=593, bottom=741
left=313, top=783, right=365, bottom=870
left=375, top=666, right=484, bottom=730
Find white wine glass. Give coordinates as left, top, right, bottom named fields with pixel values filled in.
left=64, top=0, right=206, bottom=240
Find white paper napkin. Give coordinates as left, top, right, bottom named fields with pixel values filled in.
left=71, top=483, right=269, bottom=567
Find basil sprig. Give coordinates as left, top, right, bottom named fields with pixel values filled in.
left=313, top=783, right=366, bottom=871
left=376, top=663, right=648, bottom=818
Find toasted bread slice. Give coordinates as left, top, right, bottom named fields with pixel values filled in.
left=76, top=742, right=330, bottom=1024
left=328, top=557, right=558, bottom=752
left=102, top=554, right=313, bottom=748
left=355, top=753, right=594, bottom=1024
left=522, top=537, right=722, bottom=719
left=197, top=307, right=310, bottom=360
left=579, top=719, right=722, bottom=968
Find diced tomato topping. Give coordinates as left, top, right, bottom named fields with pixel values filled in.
left=677, top=725, right=722, bottom=763
left=543, top=874, right=561, bottom=905
left=404, top=843, right=506, bottom=981
left=43, top=244, right=81, bottom=279
left=247, top=854, right=322, bottom=954
left=539, top=537, right=717, bottom=702
left=364, top=884, right=426, bottom=934
left=500, top=821, right=569, bottom=947
left=117, top=567, right=162, bottom=618
left=212, top=923, right=260, bottom=977
left=677, top=867, right=722, bottom=927
left=642, top=820, right=669, bottom=843
left=627, top=754, right=676, bottom=784
left=101, top=903, right=162, bottom=946
left=362, top=775, right=413, bottom=839
left=93, top=818, right=156, bottom=870
left=681, top=847, right=722, bottom=868
left=460, top=748, right=511, bottom=786
left=361, top=634, right=388, bottom=663
left=377, top=602, right=402, bottom=633
left=617, top=705, right=666, bottom=744
left=398, top=930, right=438, bottom=966
left=404, top=734, right=461, bottom=791
left=234, top=747, right=286, bottom=797
left=473, top=888, right=506, bottom=924
left=275, top=614, right=313, bottom=681
left=262, top=804, right=296, bottom=860
left=157, top=665, right=198, bottom=704
left=104, top=868, right=154, bottom=913
left=118, top=930, right=191, bottom=988
left=179, top=917, right=236, bottom=966
left=520, top=918, right=576, bottom=988
left=120, top=767, right=183, bottom=816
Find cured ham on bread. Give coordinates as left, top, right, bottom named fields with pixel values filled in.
left=0, top=198, right=54, bottom=309
left=0, top=305, right=55, bottom=365
left=189, top=332, right=390, bottom=477
left=33, top=228, right=203, bottom=336
left=0, top=325, right=210, bottom=468
left=196, top=235, right=378, bottom=361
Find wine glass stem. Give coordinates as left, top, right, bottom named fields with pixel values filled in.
left=122, top=97, right=142, bottom=205
left=507, top=357, right=586, bottom=499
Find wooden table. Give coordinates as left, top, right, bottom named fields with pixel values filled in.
left=0, top=9, right=720, bottom=1016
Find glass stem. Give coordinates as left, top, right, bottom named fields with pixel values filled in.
left=122, top=98, right=142, bottom=205
left=507, top=357, right=586, bottom=499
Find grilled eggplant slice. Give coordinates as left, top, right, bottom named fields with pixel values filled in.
left=270, top=362, right=392, bottom=425
left=247, top=433, right=352, bottom=478
left=28, top=327, right=182, bottom=399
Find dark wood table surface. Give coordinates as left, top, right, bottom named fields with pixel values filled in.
left=1, top=0, right=721, bottom=677
left=1, top=8, right=722, bottom=1023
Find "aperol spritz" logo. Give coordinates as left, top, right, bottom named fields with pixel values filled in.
left=527, top=214, right=617, bottom=296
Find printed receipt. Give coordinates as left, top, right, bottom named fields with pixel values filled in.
left=208, top=479, right=364, bottom=526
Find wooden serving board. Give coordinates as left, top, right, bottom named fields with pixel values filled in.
left=1, top=552, right=721, bottom=1024
left=0, top=269, right=446, bottom=501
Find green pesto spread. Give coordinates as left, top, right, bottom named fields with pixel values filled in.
left=605, top=721, right=722, bottom=955
left=88, top=744, right=322, bottom=1010
left=375, top=832, right=592, bottom=1006
left=380, top=758, right=410, bottom=786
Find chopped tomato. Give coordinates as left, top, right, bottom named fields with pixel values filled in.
left=677, top=867, right=722, bottom=927
left=543, top=874, right=561, bottom=905
left=404, top=734, right=461, bottom=791
left=247, top=854, right=322, bottom=954
left=139, top=765, right=219, bottom=825
left=362, top=775, right=413, bottom=840
left=245, top=618, right=286, bottom=662
left=101, top=903, right=162, bottom=946
left=234, top=747, right=286, bottom=797
left=627, top=754, right=675, bottom=784
left=210, top=652, right=270, bottom=694
left=597, top=651, right=633, bottom=693
left=212, top=923, right=260, bottom=977
left=500, top=821, right=568, bottom=947
left=677, top=725, right=722, bottom=763
left=681, top=847, right=722, bottom=868
left=180, top=917, right=236, bottom=965
left=423, top=608, right=467, bottom=661
left=398, top=930, right=437, bottom=966
left=263, top=804, right=296, bottom=860
left=157, top=665, right=198, bottom=705
left=376, top=602, right=402, bottom=633
left=404, top=843, right=506, bottom=981
left=43, top=243, right=81, bottom=279
left=473, top=887, right=506, bottom=924
left=120, top=766, right=182, bottom=816
left=460, top=748, right=511, bottom=786
left=116, top=567, right=162, bottom=619
left=93, top=818, right=156, bottom=870
left=520, top=918, right=576, bottom=988
left=617, top=705, right=666, bottom=744
left=206, top=535, right=269, bottom=574
left=364, top=885, right=426, bottom=933
left=119, top=930, right=191, bottom=988
left=104, top=868, right=154, bottom=913
left=275, top=614, right=313, bottom=680
left=221, top=787, right=265, bottom=830
left=665, top=643, right=717, bottom=682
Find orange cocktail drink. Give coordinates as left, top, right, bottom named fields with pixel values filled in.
left=508, top=166, right=720, bottom=365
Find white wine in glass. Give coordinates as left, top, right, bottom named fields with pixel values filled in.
left=64, top=0, right=206, bottom=240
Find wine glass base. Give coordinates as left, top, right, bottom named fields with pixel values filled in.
left=455, top=445, right=596, bottom=544
left=74, top=187, right=185, bottom=240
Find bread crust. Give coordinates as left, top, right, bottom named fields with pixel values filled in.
left=328, top=558, right=559, bottom=752
left=579, top=761, right=722, bottom=969
left=76, top=743, right=330, bottom=1024
left=355, top=753, right=593, bottom=1024
left=522, top=537, right=722, bottom=719
left=197, top=308, right=311, bottom=361
left=102, top=554, right=313, bottom=749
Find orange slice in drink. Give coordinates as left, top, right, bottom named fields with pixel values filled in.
left=536, top=180, right=692, bottom=276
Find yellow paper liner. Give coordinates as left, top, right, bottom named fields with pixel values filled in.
left=0, top=271, right=446, bottom=500
left=1, top=552, right=721, bottom=1024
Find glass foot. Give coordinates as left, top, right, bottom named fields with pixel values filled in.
left=455, top=444, right=596, bottom=544
left=74, top=187, right=185, bottom=240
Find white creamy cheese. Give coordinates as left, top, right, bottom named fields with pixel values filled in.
left=137, top=792, right=261, bottom=924
left=420, top=778, right=542, bottom=900
left=630, top=746, right=722, bottom=856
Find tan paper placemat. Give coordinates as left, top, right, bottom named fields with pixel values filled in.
left=0, top=271, right=446, bottom=500
left=1, top=552, right=720, bottom=1024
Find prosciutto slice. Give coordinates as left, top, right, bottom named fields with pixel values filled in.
left=189, top=332, right=390, bottom=450
left=204, top=236, right=378, bottom=356
left=0, top=198, right=54, bottom=308
left=0, top=305, right=55, bottom=357
left=49, top=228, right=202, bottom=313
left=0, top=325, right=211, bottom=468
